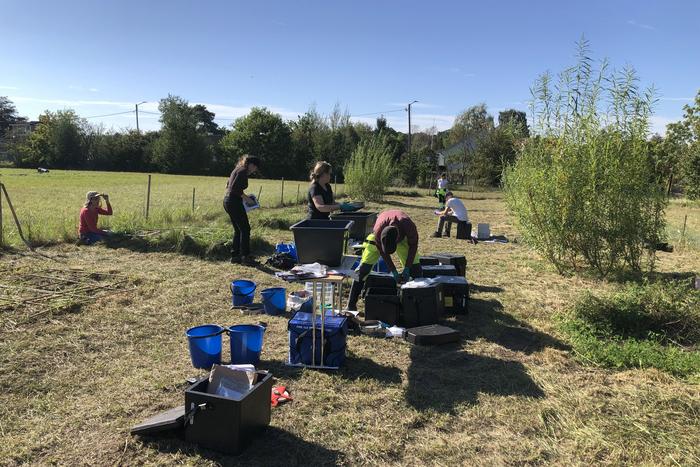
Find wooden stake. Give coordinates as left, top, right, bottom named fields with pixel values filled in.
left=296, top=184, right=300, bottom=205
left=192, top=187, right=196, bottom=213
left=0, top=183, right=32, bottom=250
left=257, top=186, right=263, bottom=204
left=334, top=174, right=337, bottom=194
left=0, top=183, right=3, bottom=248
left=680, top=213, right=688, bottom=250
left=145, top=174, right=152, bottom=219
left=280, top=178, right=285, bottom=207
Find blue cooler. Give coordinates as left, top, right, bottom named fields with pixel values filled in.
left=288, top=312, right=348, bottom=368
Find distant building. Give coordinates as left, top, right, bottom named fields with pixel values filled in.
left=436, top=136, right=478, bottom=174
left=7, top=121, right=40, bottom=139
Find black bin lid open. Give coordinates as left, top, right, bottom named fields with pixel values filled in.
left=130, top=406, right=185, bottom=436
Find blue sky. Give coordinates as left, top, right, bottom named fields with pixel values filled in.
left=2, top=0, right=698, bottom=134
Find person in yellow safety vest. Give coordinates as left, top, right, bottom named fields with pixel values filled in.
left=347, top=210, right=423, bottom=311
left=435, top=172, right=448, bottom=208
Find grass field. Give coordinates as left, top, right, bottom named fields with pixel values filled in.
left=1, top=169, right=699, bottom=465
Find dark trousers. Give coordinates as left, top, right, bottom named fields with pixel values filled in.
left=347, top=262, right=423, bottom=311
left=224, top=197, right=251, bottom=257
left=436, top=215, right=460, bottom=236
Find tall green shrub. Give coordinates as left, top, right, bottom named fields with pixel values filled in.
left=503, top=40, right=666, bottom=275
left=344, top=136, right=394, bottom=202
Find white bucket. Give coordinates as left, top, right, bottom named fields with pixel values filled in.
left=477, top=223, right=490, bottom=240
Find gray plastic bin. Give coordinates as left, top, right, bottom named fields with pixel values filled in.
left=290, top=219, right=354, bottom=266
left=330, top=211, right=378, bottom=241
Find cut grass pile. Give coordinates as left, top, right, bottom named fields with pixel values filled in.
left=559, top=280, right=700, bottom=378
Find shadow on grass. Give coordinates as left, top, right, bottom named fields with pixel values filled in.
left=138, top=426, right=343, bottom=466
left=102, top=233, right=275, bottom=263
left=261, top=355, right=402, bottom=386
left=469, top=283, right=504, bottom=294
left=381, top=199, right=428, bottom=209
left=457, top=297, right=570, bottom=354
left=608, top=269, right=697, bottom=286
left=404, top=296, right=563, bottom=413
left=406, top=348, right=545, bottom=412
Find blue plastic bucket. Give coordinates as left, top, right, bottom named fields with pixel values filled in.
left=231, top=279, right=256, bottom=306
left=228, top=324, right=266, bottom=365
left=186, top=324, right=224, bottom=369
left=260, top=287, right=286, bottom=316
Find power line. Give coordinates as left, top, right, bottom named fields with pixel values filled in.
left=350, top=108, right=405, bottom=118
left=84, top=110, right=135, bottom=119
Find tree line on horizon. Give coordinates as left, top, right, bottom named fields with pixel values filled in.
left=0, top=92, right=698, bottom=197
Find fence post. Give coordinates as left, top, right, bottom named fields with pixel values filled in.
left=334, top=174, right=337, bottom=194
left=0, top=183, right=4, bottom=248
left=471, top=179, right=475, bottom=199
left=145, top=174, right=152, bottom=219
left=296, top=184, right=300, bottom=205
left=280, top=178, right=285, bottom=207
left=192, top=187, right=196, bottom=213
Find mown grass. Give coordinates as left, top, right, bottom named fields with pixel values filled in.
left=1, top=173, right=699, bottom=465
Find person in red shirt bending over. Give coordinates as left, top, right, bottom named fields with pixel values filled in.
left=78, top=191, right=113, bottom=245
left=347, top=209, right=423, bottom=311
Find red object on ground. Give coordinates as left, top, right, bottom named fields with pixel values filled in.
left=78, top=205, right=112, bottom=235
left=271, top=386, right=293, bottom=407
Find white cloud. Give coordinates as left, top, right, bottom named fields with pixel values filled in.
left=627, top=19, right=655, bottom=31
left=0, top=85, right=19, bottom=90
left=89, top=88, right=99, bottom=93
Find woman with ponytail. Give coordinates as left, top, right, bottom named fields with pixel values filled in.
left=223, top=154, right=260, bottom=265
left=307, top=161, right=341, bottom=220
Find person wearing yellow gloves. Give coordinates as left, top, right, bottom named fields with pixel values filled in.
left=347, top=209, right=423, bottom=311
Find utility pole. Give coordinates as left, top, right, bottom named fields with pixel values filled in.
left=406, top=100, right=418, bottom=155
left=135, top=101, right=146, bottom=133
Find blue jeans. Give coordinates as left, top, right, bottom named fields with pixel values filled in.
left=79, top=232, right=104, bottom=245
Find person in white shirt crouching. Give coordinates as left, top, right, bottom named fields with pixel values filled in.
left=431, top=191, right=475, bottom=242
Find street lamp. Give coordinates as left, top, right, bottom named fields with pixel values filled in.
left=135, top=101, right=147, bottom=133
left=406, top=100, right=418, bottom=155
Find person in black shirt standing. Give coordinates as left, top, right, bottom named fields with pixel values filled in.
left=307, top=161, right=341, bottom=219
left=224, top=155, right=260, bottom=265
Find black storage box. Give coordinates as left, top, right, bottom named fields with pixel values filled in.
left=362, top=272, right=398, bottom=297
left=330, top=211, right=377, bottom=241
left=432, top=253, right=467, bottom=277
left=401, top=283, right=443, bottom=327
left=290, top=219, right=354, bottom=266
left=405, top=324, right=460, bottom=345
left=419, top=256, right=440, bottom=266
left=364, top=287, right=401, bottom=325
left=456, top=221, right=472, bottom=240
left=184, top=372, right=273, bottom=455
left=422, top=265, right=458, bottom=278
left=432, top=276, right=469, bottom=314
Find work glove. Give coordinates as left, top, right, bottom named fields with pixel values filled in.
left=401, top=268, right=411, bottom=282
left=391, top=270, right=401, bottom=283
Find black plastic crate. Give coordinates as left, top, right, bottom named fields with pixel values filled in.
left=362, top=272, right=398, bottom=297
left=401, top=283, right=443, bottom=327
left=184, top=372, right=273, bottom=455
left=432, top=253, right=467, bottom=277
left=330, top=211, right=378, bottom=241
left=290, top=219, right=354, bottom=266
left=364, top=287, right=401, bottom=326
left=422, top=265, right=458, bottom=278
left=432, top=276, right=469, bottom=314
left=419, top=256, right=440, bottom=266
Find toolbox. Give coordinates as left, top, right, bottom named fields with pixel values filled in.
left=405, top=324, right=460, bottom=345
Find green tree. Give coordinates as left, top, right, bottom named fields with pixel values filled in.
left=17, top=110, right=87, bottom=168
left=344, top=136, right=394, bottom=201
left=498, top=109, right=529, bottom=138
left=151, top=95, right=211, bottom=174
left=665, top=90, right=700, bottom=199
left=0, top=96, right=26, bottom=134
left=449, top=103, right=494, bottom=146
left=220, top=107, right=293, bottom=179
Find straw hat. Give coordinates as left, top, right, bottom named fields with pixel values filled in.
left=84, top=191, right=101, bottom=207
